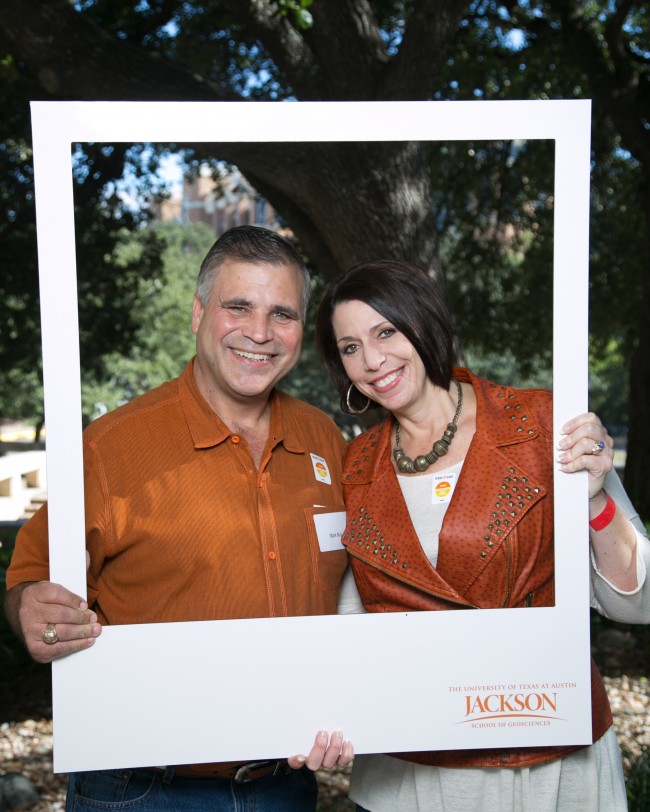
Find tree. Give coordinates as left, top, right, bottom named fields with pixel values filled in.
left=2, top=0, right=649, bottom=515
left=0, top=54, right=42, bottom=435
left=80, top=221, right=214, bottom=422
left=0, top=0, right=466, bottom=435
left=483, top=0, right=649, bottom=516
left=2, top=0, right=469, bottom=278
left=430, top=138, right=556, bottom=380
left=0, top=123, right=167, bottom=437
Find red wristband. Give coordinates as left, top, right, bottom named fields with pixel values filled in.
left=589, top=494, right=616, bottom=532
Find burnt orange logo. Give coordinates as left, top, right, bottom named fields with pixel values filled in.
left=458, top=689, right=565, bottom=728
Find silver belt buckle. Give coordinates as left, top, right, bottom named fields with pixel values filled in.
left=234, top=760, right=277, bottom=784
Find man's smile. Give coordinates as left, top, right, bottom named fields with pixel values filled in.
left=233, top=349, right=275, bottom=362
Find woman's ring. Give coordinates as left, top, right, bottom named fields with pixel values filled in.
left=590, top=440, right=605, bottom=455
left=42, top=623, right=59, bottom=645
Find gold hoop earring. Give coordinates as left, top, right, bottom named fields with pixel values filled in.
left=346, top=384, right=370, bottom=415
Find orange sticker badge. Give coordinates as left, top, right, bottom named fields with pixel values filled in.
left=310, top=453, right=332, bottom=485
left=435, top=480, right=452, bottom=499
left=432, top=471, right=458, bottom=504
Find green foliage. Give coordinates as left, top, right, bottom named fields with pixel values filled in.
left=436, top=139, right=555, bottom=382
left=73, top=143, right=171, bottom=379
left=77, top=0, right=293, bottom=100
left=80, top=221, right=215, bottom=421
left=283, top=273, right=360, bottom=433
left=589, top=149, right=645, bottom=361
left=270, top=0, right=314, bottom=30
left=627, top=748, right=650, bottom=812
left=588, top=339, right=629, bottom=430
left=0, top=55, right=42, bottom=430
left=429, top=1, right=645, bottom=427
left=1, top=0, right=648, bottom=460
left=464, top=348, right=552, bottom=391
left=0, top=134, right=172, bottom=429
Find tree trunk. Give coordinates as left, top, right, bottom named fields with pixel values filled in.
left=206, top=140, right=444, bottom=280
left=1, top=0, right=463, bottom=281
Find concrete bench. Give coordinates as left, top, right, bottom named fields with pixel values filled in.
left=0, top=451, right=47, bottom=521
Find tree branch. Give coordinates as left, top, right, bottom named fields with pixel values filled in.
left=544, top=0, right=650, bottom=165
left=220, top=0, right=322, bottom=98
left=382, top=0, right=470, bottom=99
left=2, top=0, right=237, bottom=101
left=303, top=0, right=389, bottom=99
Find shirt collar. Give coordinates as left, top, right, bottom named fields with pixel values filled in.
left=453, top=367, right=541, bottom=447
left=269, top=390, right=305, bottom=454
left=178, top=358, right=305, bottom=453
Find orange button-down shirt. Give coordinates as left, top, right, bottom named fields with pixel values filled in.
left=7, top=360, right=348, bottom=624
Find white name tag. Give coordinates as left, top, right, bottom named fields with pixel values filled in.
left=431, top=471, right=459, bottom=505
left=313, top=511, right=347, bottom=552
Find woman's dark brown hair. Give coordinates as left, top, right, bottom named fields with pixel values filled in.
left=316, top=259, right=455, bottom=413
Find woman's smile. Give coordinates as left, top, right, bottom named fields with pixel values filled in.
left=369, top=367, right=404, bottom=392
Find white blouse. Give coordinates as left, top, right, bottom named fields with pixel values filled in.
left=337, top=467, right=649, bottom=812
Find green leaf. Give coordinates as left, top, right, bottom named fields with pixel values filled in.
left=294, top=8, right=313, bottom=29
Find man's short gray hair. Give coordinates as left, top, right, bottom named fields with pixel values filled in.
left=196, top=225, right=311, bottom=320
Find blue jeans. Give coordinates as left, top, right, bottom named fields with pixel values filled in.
left=66, top=766, right=318, bottom=811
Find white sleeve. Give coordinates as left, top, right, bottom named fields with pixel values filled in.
left=337, top=565, right=367, bottom=615
left=590, top=469, right=650, bottom=623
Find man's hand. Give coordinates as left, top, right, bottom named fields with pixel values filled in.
left=4, top=581, right=102, bottom=664
left=288, top=730, right=354, bottom=771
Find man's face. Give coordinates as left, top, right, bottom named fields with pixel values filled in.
left=191, top=259, right=304, bottom=407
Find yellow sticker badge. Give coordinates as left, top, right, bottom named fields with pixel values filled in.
left=432, top=471, right=458, bottom=504
left=310, top=452, right=332, bottom=485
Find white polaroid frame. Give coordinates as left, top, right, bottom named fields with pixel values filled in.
left=30, top=100, right=592, bottom=773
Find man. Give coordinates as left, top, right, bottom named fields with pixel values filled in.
left=5, top=225, right=352, bottom=810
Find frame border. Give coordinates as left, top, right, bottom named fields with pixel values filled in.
left=29, top=99, right=593, bottom=772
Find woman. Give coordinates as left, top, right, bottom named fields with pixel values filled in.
left=312, top=258, right=649, bottom=811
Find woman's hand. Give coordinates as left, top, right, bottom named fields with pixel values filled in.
left=558, top=413, right=639, bottom=591
left=288, top=730, right=354, bottom=771
left=557, top=412, right=613, bottom=498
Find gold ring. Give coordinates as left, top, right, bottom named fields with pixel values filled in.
left=42, top=623, right=59, bottom=645
left=591, top=440, right=605, bottom=455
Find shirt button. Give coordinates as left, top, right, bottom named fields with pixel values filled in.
left=268, top=551, right=276, bottom=560
left=231, top=435, right=240, bottom=444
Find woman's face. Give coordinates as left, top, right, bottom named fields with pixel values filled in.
left=332, top=299, right=429, bottom=415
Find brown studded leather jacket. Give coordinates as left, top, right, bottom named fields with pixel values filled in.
left=341, top=368, right=612, bottom=768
